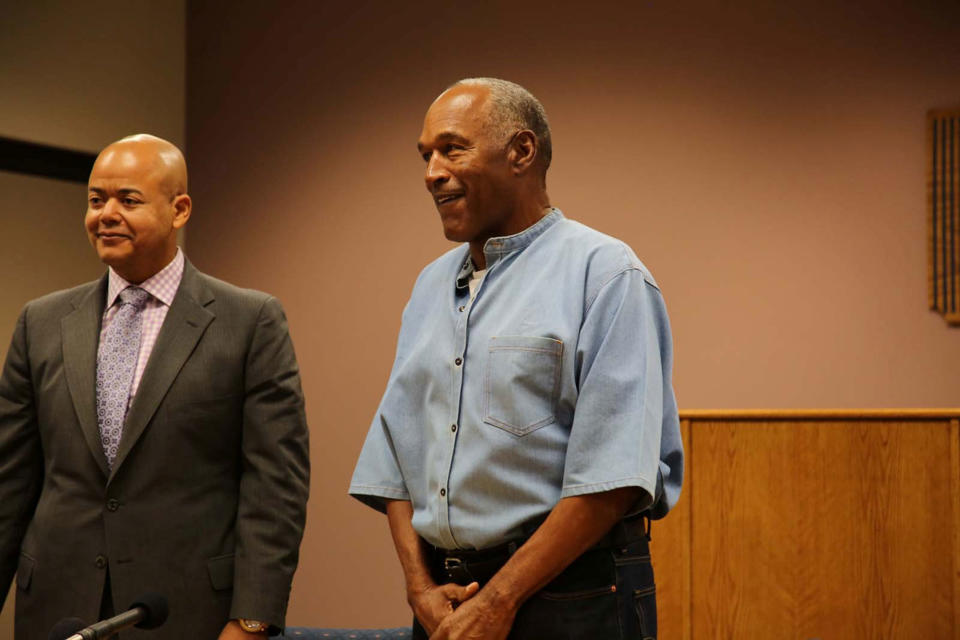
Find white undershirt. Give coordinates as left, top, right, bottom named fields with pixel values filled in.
left=468, top=268, right=487, bottom=300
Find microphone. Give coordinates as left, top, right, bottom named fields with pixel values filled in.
left=54, top=593, right=168, bottom=639
left=48, top=617, right=85, bottom=640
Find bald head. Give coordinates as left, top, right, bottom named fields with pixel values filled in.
left=86, top=134, right=192, bottom=283
left=94, top=134, right=188, bottom=201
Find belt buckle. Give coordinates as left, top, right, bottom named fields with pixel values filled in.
left=443, top=556, right=471, bottom=583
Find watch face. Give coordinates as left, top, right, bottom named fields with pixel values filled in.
left=239, top=619, right=267, bottom=632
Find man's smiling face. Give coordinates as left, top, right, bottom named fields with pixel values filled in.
left=417, top=84, right=518, bottom=246
left=85, top=140, right=185, bottom=283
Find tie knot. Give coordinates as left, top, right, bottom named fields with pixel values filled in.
left=119, top=286, right=150, bottom=309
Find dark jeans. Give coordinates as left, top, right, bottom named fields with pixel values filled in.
left=412, top=519, right=656, bottom=640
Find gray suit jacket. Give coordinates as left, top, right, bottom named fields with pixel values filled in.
left=0, top=261, right=310, bottom=639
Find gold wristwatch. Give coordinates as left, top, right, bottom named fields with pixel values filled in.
left=237, top=618, right=269, bottom=633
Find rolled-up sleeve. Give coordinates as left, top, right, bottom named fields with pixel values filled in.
left=561, top=267, right=683, bottom=517
left=349, top=410, right=411, bottom=513
left=349, top=299, right=418, bottom=513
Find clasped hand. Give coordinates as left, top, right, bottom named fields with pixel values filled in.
left=410, top=582, right=516, bottom=640
left=409, top=580, right=478, bottom=634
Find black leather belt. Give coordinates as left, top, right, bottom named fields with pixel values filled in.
left=428, top=512, right=651, bottom=585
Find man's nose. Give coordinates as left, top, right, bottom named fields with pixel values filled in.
left=99, top=198, right=123, bottom=222
left=424, top=153, right=449, bottom=190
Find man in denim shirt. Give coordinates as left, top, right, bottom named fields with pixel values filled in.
left=350, top=78, right=682, bottom=640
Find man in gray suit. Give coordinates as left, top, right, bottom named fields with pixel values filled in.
left=0, top=135, right=310, bottom=639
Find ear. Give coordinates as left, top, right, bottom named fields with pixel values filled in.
left=507, top=130, right=537, bottom=175
left=171, top=194, right=192, bottom=230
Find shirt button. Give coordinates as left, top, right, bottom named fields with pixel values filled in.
left=440, top=488, right=446, bottom=497
left=458, top=306, right=465, bottom=312
left=106, top=498, right=120, bottom=512
left=454, top=357, right=462, bottom=366
left=451, top=424, right=457, bottom=432
left=95, top=555, right=107, bottom=569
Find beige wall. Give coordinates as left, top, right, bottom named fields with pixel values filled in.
left=0, top=0, right=184, bottom=152
left=185, top=0, right=960, bottom=629
left=0, top=2, right=185, bottom=637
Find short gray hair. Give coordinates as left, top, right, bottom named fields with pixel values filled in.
left=450, top=77, right=552, bottom=173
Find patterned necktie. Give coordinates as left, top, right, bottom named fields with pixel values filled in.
left=97, top=286, right=150, bottom=468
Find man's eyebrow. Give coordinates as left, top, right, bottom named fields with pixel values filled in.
left=417, top=132, right=470, bottom=152
left=87, top=187, right=144, bottom=195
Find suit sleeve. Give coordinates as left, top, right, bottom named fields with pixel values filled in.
left=0, top=306, right=44, bottom=609
left=230, top=296, right=310, bottom=631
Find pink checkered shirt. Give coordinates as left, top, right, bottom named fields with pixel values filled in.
left=100, top=248, right=185, bottom=398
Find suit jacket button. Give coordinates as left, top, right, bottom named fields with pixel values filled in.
left=106, top=499, right=120, bottom=512
left=95, top=555, right=107, bottom=569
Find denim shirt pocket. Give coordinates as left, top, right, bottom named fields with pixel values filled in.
left=484, top=336, right=563, bottom=436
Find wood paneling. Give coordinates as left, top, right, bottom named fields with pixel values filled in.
left=651, top=411, right=960, bottom=640
left=653, top=418, right=692, bottom=640
left=951, top=419, right=960, bottom=640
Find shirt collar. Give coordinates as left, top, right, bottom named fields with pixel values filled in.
left=106, top=248, right=185, bottom=309
left=455, top=208, right=563, bottom=289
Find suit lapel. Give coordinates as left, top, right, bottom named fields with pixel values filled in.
left=61, top=276, right=110, bottom=478
left=110, top=262, right=215, bottom=479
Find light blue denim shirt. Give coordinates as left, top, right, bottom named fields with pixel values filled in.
left=350, top=210, right=682, bottom=550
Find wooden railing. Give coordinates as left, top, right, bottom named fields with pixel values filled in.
left=652, top=409, right=960, bottom=639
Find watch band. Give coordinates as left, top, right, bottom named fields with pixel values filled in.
left=237, top=618, right=269, bottom=633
